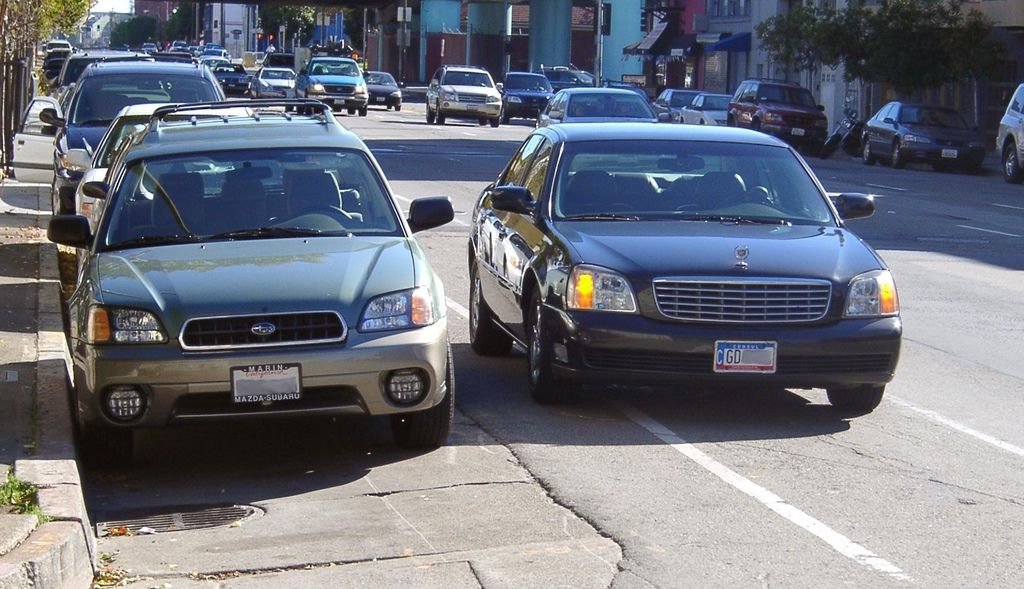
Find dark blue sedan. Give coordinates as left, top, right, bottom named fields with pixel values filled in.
left=500, top=72, right=554, bottom=124
left=469, top=123, right=901, bottom=413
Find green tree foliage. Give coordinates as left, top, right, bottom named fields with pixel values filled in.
left=110, top=16, right=158, bottom=49
left=755, top=0, right=1004, bottom=99
left=162, top=2, right=195, bottom=45
left=38, top=0, right=91, bottom=37
left=260, top=5, right=316, bottom=48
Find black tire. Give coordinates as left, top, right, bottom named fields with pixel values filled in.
left=527, top=290, right=573, bottom=404
left=827, top=384, right=885, bottom=415
left=501, top=112, right=510, bottom=124
left=469, top=266, right=513, bottom=356
left=426, top=105, right=436, bottom=124
left=1003, top=142, right=1023, bottom=184
left=819, top=133, right=841, bottom=159
left=891, top=141, right=906, bottom=169
left=478, top=117, right=487, bottom=126
left=437, top=111, right=446, bottom=125
left=358, top=107, right=368, bottom=117
left=78, top=424, right=133, bottom=468
left=489, top=117, right=500, bottom=128
left=391, top=342, right=454, bottom=448
left=862, top=138, right=877, bottom=166
left=347, top=107, right=356, bottom=115
left=394, top=103, right=402, bottom=112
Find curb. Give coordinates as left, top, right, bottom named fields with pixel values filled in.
left=0, top=183, right=94, bottom=589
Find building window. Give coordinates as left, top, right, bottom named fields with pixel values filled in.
left=706, top=0, right=750, bottom=17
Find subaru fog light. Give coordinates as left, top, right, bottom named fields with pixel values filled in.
left=385, top=369, right=427, bottom=404
left=105, top=385, right=146, bottom=421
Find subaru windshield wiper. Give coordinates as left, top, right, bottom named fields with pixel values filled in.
left=206, top=226, right=351, bottom=240
left=561, top=213, right=641, bottom=221
left=676, top=214, right=792, bottom=226
left=107, top=234, right=202, bottom=250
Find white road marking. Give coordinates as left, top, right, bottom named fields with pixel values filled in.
left=956, top=224, right=1021, bottom=238
left=446, top=297, right=470, bottom=319
left=889, top=396, right=1024, bottom=459
left=616, top=403, right=911, bottom=581
left=463, top=132, right=479, bottom=137
left=865, top=183, right=907, bottom=192
left=992, top=203, right=1024, bottom=212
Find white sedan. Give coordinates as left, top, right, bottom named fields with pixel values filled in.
left=678, top=92, right=731, bottom=126
left=250, top=67, right=297, bottom=98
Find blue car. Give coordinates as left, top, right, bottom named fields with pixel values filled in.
left=295, top=57, right=369, bottom=116
left=500, top=72, right=554, bottom=124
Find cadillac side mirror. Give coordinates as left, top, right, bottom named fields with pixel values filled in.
left=489, top=185, right=534, bottom=215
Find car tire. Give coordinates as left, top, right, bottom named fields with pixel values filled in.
left=358, top=107, right=368, bottom=117
left=751, top=118, right=762, bottom=132
left=862, top=138, right=877, bottom=166
left=527, top=290, right=573, bottom=404
left=347, top=108, right=356, bottom=115
left=501, top=112, right=510, bottom=124
left=426, top=105, right=436, bottom=124
left=1003, top=141, right=1023, bottom=184
left=394, top=103, right=401, bottom=112
left=390, top=341, right=454, bottom=448
left=437, top=111, right=446, bottom=125
left=78, top=424, right=133, bottom=468
left=489, top=117, right=500, bottom=128
left=892, top=141, right=906, bottom=169
left=478, top=117, right=487, bottom=126
left=826, top=384, right=885, bottom=415
left=469, top=266, right=513, bottom=356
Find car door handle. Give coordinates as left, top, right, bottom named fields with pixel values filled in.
left=17, top=139, right=25, bottom=146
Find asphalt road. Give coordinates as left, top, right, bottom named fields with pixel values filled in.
left=83, top=105, right=1024, bottom=588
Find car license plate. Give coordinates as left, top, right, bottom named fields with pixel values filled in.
left=375, top=96, right=386, bottom=102
left=714, top=341, right=777, bottom=373
left=941, top=148, right=958, bottom=159
left=791, top=128, right=806, bottom=136
left=467, top=104, right=479, bottom=111
left=231, top=363, right=301, bottom=403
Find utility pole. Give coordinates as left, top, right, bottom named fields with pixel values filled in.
left=398, top=0, right=409, bottom=85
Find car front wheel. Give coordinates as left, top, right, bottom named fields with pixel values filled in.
left=892, top=141, right=906, bottom=169
left=1003, top=141, right=1023, bottom=184
left=826, top=384, right=885, bottom=415
left=527, top=290, right=573, bottom=404
left=426, top=104, right=436, bottom=124
left=862, top=138, right=877, bottom=165
left=390, top=341, right=454, bottom=448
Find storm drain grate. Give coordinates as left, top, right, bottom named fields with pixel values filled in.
left=98, top=504, right=262, bottom=536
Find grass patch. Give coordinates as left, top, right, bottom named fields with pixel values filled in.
left=0, top=471, right=47, bottom=522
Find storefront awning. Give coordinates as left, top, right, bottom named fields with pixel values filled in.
left=623, top=20, right=671, bottom=56
left=708, top=32, right=751, bottom=53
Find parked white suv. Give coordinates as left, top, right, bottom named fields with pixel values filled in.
left=997, top=83, right=1024, bottom=183
left=426, top=65, right=502, bottom=127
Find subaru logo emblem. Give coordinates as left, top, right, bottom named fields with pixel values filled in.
left=734, top=246, right=750, bottom=270
left=251, top=322, right=277, bottom=337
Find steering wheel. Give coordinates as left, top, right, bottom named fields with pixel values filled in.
left=748, top=186, right=775, bottom=207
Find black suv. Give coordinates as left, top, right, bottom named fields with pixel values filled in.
left=727, top=79, right=828, bottom=152
left=537, top=66, right=594, bottom=92
left=41, top=61, right=224, bottom=214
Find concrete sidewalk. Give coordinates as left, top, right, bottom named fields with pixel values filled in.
left=0, top=179, right=93, bottom=589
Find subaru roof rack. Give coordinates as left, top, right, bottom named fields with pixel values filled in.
left=149, top=99, right=336, bottom=129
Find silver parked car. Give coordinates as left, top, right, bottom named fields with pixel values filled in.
left=678, top=92, right=731, bottom=126
left=997, top=83, right=1024, bottom=183
left=47, top=99, right=456, bottom=465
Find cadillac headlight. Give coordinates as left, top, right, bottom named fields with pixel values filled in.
left=360, top=287, right=436, bottom=331
left=507, top=96, right=522, bottom=103
left=567, top=265, right=637, bottom=313
left=844, top=270, right=899, bottom=317
left=87, top=307, right=168, bottom=344
left=390, top=91, right=402, bottom=98
left=309, top=83, right=326, bottom=94
left=903, top=134, right=932, bottom=144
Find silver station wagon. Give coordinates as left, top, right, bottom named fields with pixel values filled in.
left=48, top=100, right=455, bottom=465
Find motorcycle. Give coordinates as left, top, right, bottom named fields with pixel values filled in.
left=820, top=108, right=865, bottom=159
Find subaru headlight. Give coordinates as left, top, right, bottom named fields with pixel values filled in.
left=309, top=83, right=326, bottom=94
left=486, top=94, right=501, bottom=104
left=360, top=287, right=436, bottom=331
left=844, top=270, right=899, bottom=318
left=507, top=96, right=522, bottom=104
left=903, top=134, right=932, bottom=144
left=87, top=306, right=168, bottom=344
left=566, top=265, right=637, bottom=313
